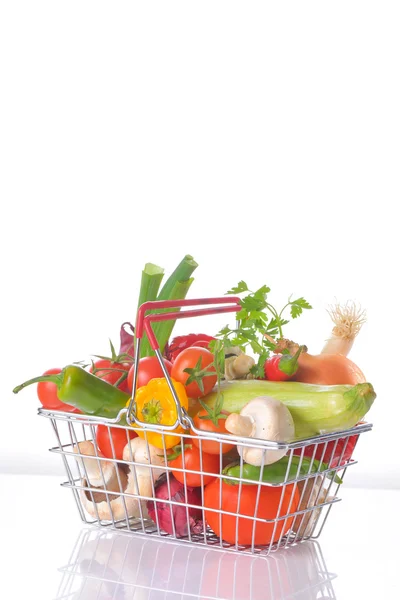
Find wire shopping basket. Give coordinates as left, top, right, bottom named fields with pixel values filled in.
left=39, top=297, right=373, bottom=557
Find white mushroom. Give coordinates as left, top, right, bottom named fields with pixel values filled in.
left=292, top=477, right=333, bottom=537
left=225, top=353, right=255, bottom=380
left=225, top=396, right=295, bottom=466
left=122, top=437, right=166, bottom=500
left=76, top=438, right=166, bottom=522
left=74, top=441, right=120, bottom=488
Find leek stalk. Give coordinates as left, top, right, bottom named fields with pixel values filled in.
left=139, top=255, right=198, bottom=357
left=137, top=263, right=165, bottom=308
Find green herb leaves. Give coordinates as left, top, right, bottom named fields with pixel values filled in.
left=250, top=351, right=270, bottom=378
left=218, top=282, right=312, bottom=361
left=289, top=297, right=313, bottom=319
left=226, top=280, right=249, bottom=294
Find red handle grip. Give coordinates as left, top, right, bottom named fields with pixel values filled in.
left=135, top=297, right=241, bottom=350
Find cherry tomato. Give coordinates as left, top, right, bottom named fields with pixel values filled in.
left=96, top=425, right=137, bottom=460
left=127, top=357, right=173, bottom=392
left=204, top=479, right=299, bottom=546
left=37, top=368, right=79, bottom=413
left=90, top=359, right=131, bottom=393
left=192, top=409, right=235, bottom=455
left=171, top=347, right=217, bottom=399
left=169, top=444, right=220, bottom=487
left=264, top=355, right=292, bottom=381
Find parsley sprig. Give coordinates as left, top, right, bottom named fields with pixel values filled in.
left=217, top=281, right=312, bottom=378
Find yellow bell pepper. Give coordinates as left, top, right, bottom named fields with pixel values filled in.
left=130, top=377, right=188, bottom=449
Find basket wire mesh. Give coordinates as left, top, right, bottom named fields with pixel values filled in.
left=41, top=409, right=371, bottom=556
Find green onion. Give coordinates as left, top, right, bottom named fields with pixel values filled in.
left=137, top=263, right=165, bottom=308
left=139, top=255, right=198, bottom=358
left=157, top=255, right=198, bottom=300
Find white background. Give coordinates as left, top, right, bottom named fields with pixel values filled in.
left=1, top=1, right=399, bottom=490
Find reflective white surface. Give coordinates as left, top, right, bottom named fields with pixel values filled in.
left=2, top=475, right=399, bottom=599
left=54, top=530, right=335, bottom=600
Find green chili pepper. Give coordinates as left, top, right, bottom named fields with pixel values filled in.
left=223, top=455, right=342, bottom=485
left=13, top=365, right=130, bottom=418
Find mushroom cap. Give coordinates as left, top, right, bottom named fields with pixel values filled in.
left=239, top=396, right=295, bottom=466
left=240, top=396, right=295, bottom=442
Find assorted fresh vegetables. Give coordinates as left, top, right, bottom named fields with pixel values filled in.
left=13, top=258, right=376, bottom=547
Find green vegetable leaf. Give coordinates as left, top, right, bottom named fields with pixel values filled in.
left=290, top=297, right=313, bottom=319
left=250, top=339, right=264, bottom=354
left=253, top=285, right=271, bottom=299
left=226, top=281, right=248, bottom=294
left=250, top=350, right=269, bottom=378
left=217, top=325, right=232, bottom=337
left=240, top=295, right=266, bottom=312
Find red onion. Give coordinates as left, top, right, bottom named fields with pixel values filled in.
left=147, top=473, right=204, bottom=537
left=118, top=322, right=135, bottom=358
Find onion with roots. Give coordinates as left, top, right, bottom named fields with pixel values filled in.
left=321, top=301, right=366, bottom=356
left=265, top=301, right=367, bottom=386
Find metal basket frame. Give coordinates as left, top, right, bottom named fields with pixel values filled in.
left=40, top=297, right=373, bottom=557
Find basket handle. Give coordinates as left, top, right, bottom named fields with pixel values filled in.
left=126, top=297, right=241, bottom=429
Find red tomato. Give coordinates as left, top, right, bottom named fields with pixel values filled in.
left=96, top=425, right=137, bottom=460
left=204, top=479, right=299, bottom=546
left=192, top=409, right=235, bottom=455
left=127, top=357, right=173, bottom=392
left=264, top=355, right=292, bottom=381
left=90, top=359, right=131, bottom=392
left=171, top=347, right=217, bottom=399
left=169, top=444, right=220, bottom=487
left=37, top=368, right=79, bottom=413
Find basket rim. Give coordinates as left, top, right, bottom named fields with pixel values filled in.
left=38, top=407, right=373, bottom=450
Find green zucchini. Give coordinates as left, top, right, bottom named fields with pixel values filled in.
left=202, top=380, right=376, bottom=439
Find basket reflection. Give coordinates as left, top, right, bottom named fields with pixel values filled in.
left=54, top=528, right=337, bottom=600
